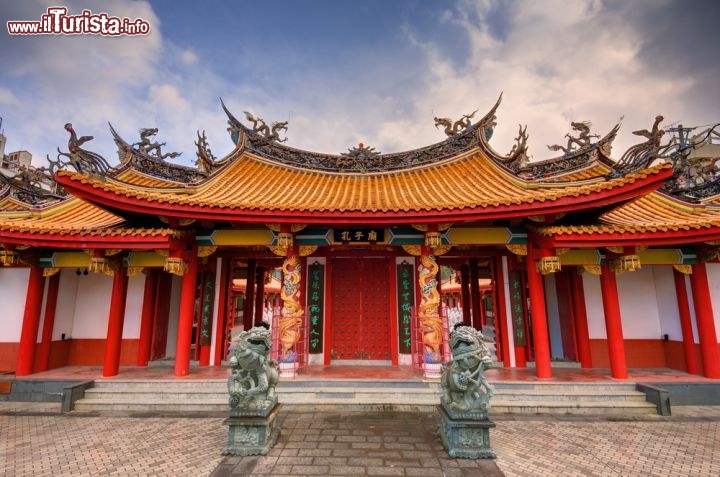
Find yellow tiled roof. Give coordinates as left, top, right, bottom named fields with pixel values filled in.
left=57, top=150, right=671, bottom=214
left=114, top=168, right=190, bottom=189
left=0, top=197, right=176, bottom=238
left=537, top=192, right=720, bottom=235
left=0, top=196, right=32, bottom=211
left=541, top=163, right=614, bottom=183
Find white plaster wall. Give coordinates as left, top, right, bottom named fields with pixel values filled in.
left=0, top=268, right=30, bottom=341
left=52, top=269, right=79, bottom=340
left=70, top=273, right=113, bottom=339
left=164, top=275, right=182, bottom=358
left=653, top=266, right=685, bottom=341
left=122, top=275, right=145, bottom=339
left=706, top=263, right=720, bottom=342
left=685, top=273, right=700, bottom=340
left=616, top=267, right=662, bottom=339
left=542, top=274, right=564, bottom=358
left=582, top=273, right=606, bottom=339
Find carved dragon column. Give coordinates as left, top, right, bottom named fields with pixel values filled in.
left=277, top=226, right=303, bottom=369
left=418, top=247, right=442, bottom=370
left=418, top=225, right=452, bottom=378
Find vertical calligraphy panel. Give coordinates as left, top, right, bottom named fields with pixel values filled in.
left=396, top=260, right=415, bottom=354
left=508, top=270, right=527, bottom=346
left=307, top=261, right=325, bottom=354
left=199, top=271, right=215, bottom=346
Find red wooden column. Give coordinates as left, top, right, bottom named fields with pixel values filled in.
left=136, top=270, right=159, bottom=366
left=569, top=270, right=592, bottom=368
left=599, top=264, right=628, bottom=379
left=37, top=272, right=61, bottom=372
left=689, top=263, right=720, bottom=378
left=16, top=265, right=46, bottom=376
left=254, top=267, right=266, bottom=325
left=673, top=269, right=699, bottom=374
left=493, top=257, right=510, bottom=367
left=103, top=264, right=129, bottom=377
left=214, top=258, right=230, bottom=366
left=243, top=259, right=256, bottom=330
left=388, top=258, right=399, bottom=366
left=175, top=247, right=198, bottom=377
left=460, top=265, right=472, bottom=326
left=468, top=257, right=481, bottom=330
left=525, top=244, right=552, bottom=378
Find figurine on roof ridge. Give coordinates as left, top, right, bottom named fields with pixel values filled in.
left=48, top=123, right=114, bottom=177
left=434, top=110, right=478, bottom=137
left=547, top=121, right=599, bottom=154
left=243, top=111, right=288, bottom=143
left=134, top=128, right=182, bottom=161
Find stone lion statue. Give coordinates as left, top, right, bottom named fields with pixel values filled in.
left=227, top=325, right=279, bottom=413
left=440, top=325, right=494, bottom=418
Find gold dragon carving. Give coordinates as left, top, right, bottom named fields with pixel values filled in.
left=279, top=253, right=303, bottom=360
left=418, top=253, right=443, bottom=363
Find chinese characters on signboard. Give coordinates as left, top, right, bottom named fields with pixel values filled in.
left=396, top=261, right=415, bottom=354
left=332, top=228, right=385, bottom=243
left=307, top=262, right=325, bottom=353
left=508, top=270, right=527, bottom=346
left=199, top=272, right=215, bottom=346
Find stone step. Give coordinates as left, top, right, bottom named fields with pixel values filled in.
left=72, top=397, right=656, bottom=415
left=82, top=386, right=646, bottom=403
left=491, top=400, right=658, bottom=415
left=70, top=380, right=657, bottom=415
left=88, top=379, right=642, bottom=398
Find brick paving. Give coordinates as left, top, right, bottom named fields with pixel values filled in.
left=2, top=402, right=720, bottom=476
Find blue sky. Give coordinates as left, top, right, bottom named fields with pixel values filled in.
left=1, top=0, right=719, bottom=167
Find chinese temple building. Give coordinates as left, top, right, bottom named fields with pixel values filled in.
left=1, top=98, right=719, bottom=381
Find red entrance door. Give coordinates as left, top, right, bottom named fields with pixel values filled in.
left=331, top=258, right=391, bottom=361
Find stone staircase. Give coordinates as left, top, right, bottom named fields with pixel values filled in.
left=69, top=379, right=658, bottom=415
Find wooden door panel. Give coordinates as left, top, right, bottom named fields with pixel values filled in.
left=331, top=258, right=391, bottom=361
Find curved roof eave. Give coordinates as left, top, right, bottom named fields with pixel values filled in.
left=55, top=162, right=671, bottom=226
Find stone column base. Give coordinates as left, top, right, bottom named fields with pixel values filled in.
left=222, top=404, right=281, bottom=456
left=423, top=362, right=442, bottom=379
left=438, top=405, right=496, bottom=459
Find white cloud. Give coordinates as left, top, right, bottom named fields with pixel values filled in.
left=1, top=0, right=716, bottom=170
left=385, top=0, right=712, bottom=161
left=180, top=50, right=198, bottom=65
left=0, top=88, right=19, bottom=105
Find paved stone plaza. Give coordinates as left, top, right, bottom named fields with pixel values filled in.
left=2, top=402, right=719, bottom=476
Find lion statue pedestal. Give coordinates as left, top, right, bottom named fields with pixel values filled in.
left=222, top=326, right=281, bottom=456
left=438, top=325, right=496, bottom=459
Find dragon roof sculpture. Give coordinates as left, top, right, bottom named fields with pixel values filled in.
left=221, top=95, right=518, bottom=174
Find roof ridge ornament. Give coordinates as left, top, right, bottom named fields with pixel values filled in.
left=221, top=97, right=501, bottom=173
left=547, top=121, right=600, bottom=155
left=660, top=122, right=720, bottom=201
left=338, top=143, right=382, bottom=173
left=0, top=163, right=66, bottom=205
left=109, top=123, right=208, bottom=184
left=515, top=120, right=622, bottom=180
left=243, top=111, right=288, bottom=143
left=195, top=130, right=218, bottom=173
left=434, top=110, right=477, bottom=137
left=133, top=128, right=182, bottom=161
left=48, top=123, right=114, bottom=178
left=614, top=115, right=667, bottom=174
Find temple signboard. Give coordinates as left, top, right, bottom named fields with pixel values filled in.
left=333, top=228, right=384, bottom=243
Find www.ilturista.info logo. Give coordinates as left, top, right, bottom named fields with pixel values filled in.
left=7, top=6, right=151, bottom=36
